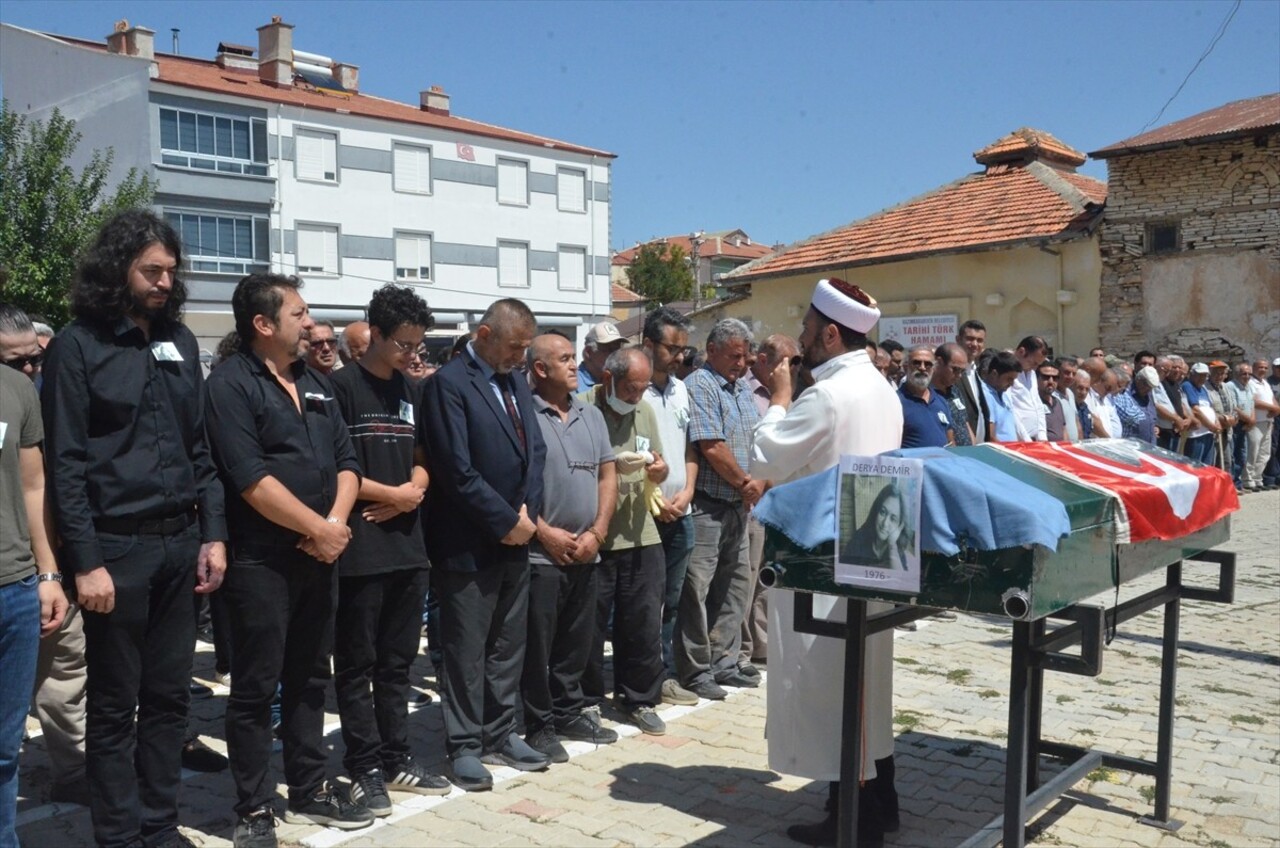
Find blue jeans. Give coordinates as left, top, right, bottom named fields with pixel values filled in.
left=1232, top=426, right=1249, bottom=486
left=656, top=515, right=694, bottom=675
left=1184, top=433, right=1214, bottom=466
left=1, top=575, right=41, bottom=848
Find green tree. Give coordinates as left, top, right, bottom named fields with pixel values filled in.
left=624, top=241, right=696, bottom=305
left=0, top=101, right=154, bottom=327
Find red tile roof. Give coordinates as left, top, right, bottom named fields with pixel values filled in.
left=726, top=150, right=1105, bottom=283
left=612, top=233, right=772, bottom=266
left=974, top=127, right=1086, bottom=168
left=1090, top=93, right=1280, bottom=158
left=51, top=34, right=615, bottom=158
left=611, top=283, right=646, bottom=304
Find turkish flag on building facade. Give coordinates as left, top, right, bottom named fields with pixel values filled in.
left=456, top=142, right=475, bottom=161
left=997, top=439, right=1239, bottom=543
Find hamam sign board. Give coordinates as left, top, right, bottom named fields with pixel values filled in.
left=835, top=455, right=924, bottom=593
left=878, top=315, right=958, bottom=349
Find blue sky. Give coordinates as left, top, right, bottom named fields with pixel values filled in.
left=3, top=0, right=1277, bottom=251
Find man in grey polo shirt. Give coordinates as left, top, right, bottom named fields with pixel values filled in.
left=520, top=334, right=619, bottom=763
left=676, top=319, right=765, bottom=701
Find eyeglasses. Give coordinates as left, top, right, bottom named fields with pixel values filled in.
left=651, top=340, right=685, bottom=357
left=311, top=339, right=338, bottom=349
left=909, top=359, right=934, bottom=370
left=2, top=353, right=42, bottom=371
left=389, top=337, right=420, bottom=353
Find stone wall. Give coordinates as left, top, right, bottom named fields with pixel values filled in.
left=1097, top=133, right=1280, bottom=360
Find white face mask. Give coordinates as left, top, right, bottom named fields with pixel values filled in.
left=606, top=383, right=637, bottom=416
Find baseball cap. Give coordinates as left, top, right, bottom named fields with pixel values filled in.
left=1208, top=360, right=1228, bottom=369
left=585, top=321, right=624, bottom=346
left=1190, top=362, right=1210, bottom=375
left=1272, top=357, right=1280, bottom=367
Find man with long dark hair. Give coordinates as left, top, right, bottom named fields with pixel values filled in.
left=41, top=209, right=227, bottom=848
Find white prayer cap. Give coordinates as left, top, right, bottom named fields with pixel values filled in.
left=811, top=278, right=880, bottom=333
left=1136, top=365, right=1160, bottom=387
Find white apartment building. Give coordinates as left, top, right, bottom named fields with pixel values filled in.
left=0, top=17, right=615, bottom=351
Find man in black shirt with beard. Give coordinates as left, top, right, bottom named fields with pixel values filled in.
left=41, top=210, right=226, bottom=848
left=205, top=274, right=371, bottom=847
left=330, top=285, right=450, bottom=815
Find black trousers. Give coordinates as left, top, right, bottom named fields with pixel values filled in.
left=584, top=545, right=665, bottom=709
left=82, top=523, right=199, bottom=848
left=334, top=568, right=429, bottom=775
left=520, top=561, right=597, bottom=733
left=223, top=544, right=336, bottom=816
left=436, top=559, right=529, bottom=759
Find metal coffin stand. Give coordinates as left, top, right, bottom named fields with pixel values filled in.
left=767, top=531, right=1235, bottom=848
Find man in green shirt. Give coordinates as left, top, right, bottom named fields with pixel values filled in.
left=580, top=347, right=669, bottom=735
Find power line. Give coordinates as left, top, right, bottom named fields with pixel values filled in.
left=1138, top=0, right=1242, bottom=134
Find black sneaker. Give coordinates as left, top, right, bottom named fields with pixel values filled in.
left=348, top=768, right=392, bottom=817
left=385, top=759, right=451, bottom=796
left=233, top=806, right=277, bottom=848
left=525, top=727, right=569, bottom=764
left=686, top=679, right=727, bottom=700
left=556, top=712, right=619, bottom=744
left=284, top=785, right=375, bottom=830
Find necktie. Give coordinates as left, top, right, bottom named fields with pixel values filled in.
left=497, top=374, right=527, bottom=452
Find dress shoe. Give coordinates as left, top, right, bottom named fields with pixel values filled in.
left=555, top=712, right=618, bottom=744
left=480, top=733, right=550, bottom=772
left=714, top=669, right=760, bottom=689
left=786, top=812, right=883, bottom=848
left=188, top=681, right=213, bottom=697
left=737, top=661, right=762, bottom=679
left=181, top=735, right=228, bottom=772
left=686, top=679, right=727, bottom=700
left=449, top=755, right=493, bottom=791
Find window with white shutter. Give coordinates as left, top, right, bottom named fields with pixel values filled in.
left=296, top=129, right=338, bottom=183
left=497, top=158, right=528, bottom=206
left=393, top=144, right=432, bottom=195
left=557, top=246, right=586, bottom=291
left=498, top=241, right=529, bottom=287
left=557, top=168, right=587, bottom=213
left=297, top=224, right=339, bottom=275
left=395, top=233, right=433, bottom=281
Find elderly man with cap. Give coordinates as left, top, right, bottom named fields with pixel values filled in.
left=1114, top=365, right=1161, bottom=444
left=577, top=322, right=625, bottom=390
left=1181, top=362, right=1220, bottom=464
left=749, top=278, right=904, bottom=847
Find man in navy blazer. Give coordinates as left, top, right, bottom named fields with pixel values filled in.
left=422, top=298, right=550, bottom=790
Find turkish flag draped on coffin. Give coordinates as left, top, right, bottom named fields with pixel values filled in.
left=997, top=439, right=1239, bottom=544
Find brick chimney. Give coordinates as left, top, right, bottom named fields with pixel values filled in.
left=333, top=62, right=359, bottom=92
left=105, top=20, right=155, bottom=60
left=256, top=16, right=294, bottom=87
left=420, top=86, right=450, bottom=116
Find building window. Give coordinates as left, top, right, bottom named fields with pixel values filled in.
left=393, top=143, right=432, bottom=195
left=158, top=107, right=268, bottom=176
left=395, top=232, right=433, bottom=281
left=296, top=129, right=338, bottom=183
left=498, top=240, right=529, bottom=287
left=557, top=167, right=587, bottom=213
left=164, top=210, right=269, bottom=275
left=296, top=224, right=339, bottom=275
left=1147, top=222, right=1179, bottom=254
left=557, top=246, right=587, bottom=291
left=497, top=158, right=528, bottom=206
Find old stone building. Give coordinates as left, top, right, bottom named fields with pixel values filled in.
left=1090, top=93, right=1280, bottom=361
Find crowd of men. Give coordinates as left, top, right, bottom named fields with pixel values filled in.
left=868, top=321, right=1278, bottom=493
left=2, top=209, right=1273, bottom=848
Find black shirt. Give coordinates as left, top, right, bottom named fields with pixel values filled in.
left=205, top=351, right=361, bottom=549
left=41, top=317, right=226, bottom=573
left=330, top=363, right=428, bottom=576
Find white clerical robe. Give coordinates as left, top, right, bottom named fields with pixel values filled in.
left=751, top=349, right=904, bottom=782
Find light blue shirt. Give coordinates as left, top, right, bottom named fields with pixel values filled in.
left=981, top=381, right=1022, bottom=442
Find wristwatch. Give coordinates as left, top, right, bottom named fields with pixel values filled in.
left=37, top=572, right=63, bottom=583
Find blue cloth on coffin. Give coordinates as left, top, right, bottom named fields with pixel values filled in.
left=752, top=448, right=1071, bottom=555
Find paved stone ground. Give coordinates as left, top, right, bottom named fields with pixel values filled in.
left=16, top=490, right=1278, bottom=847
